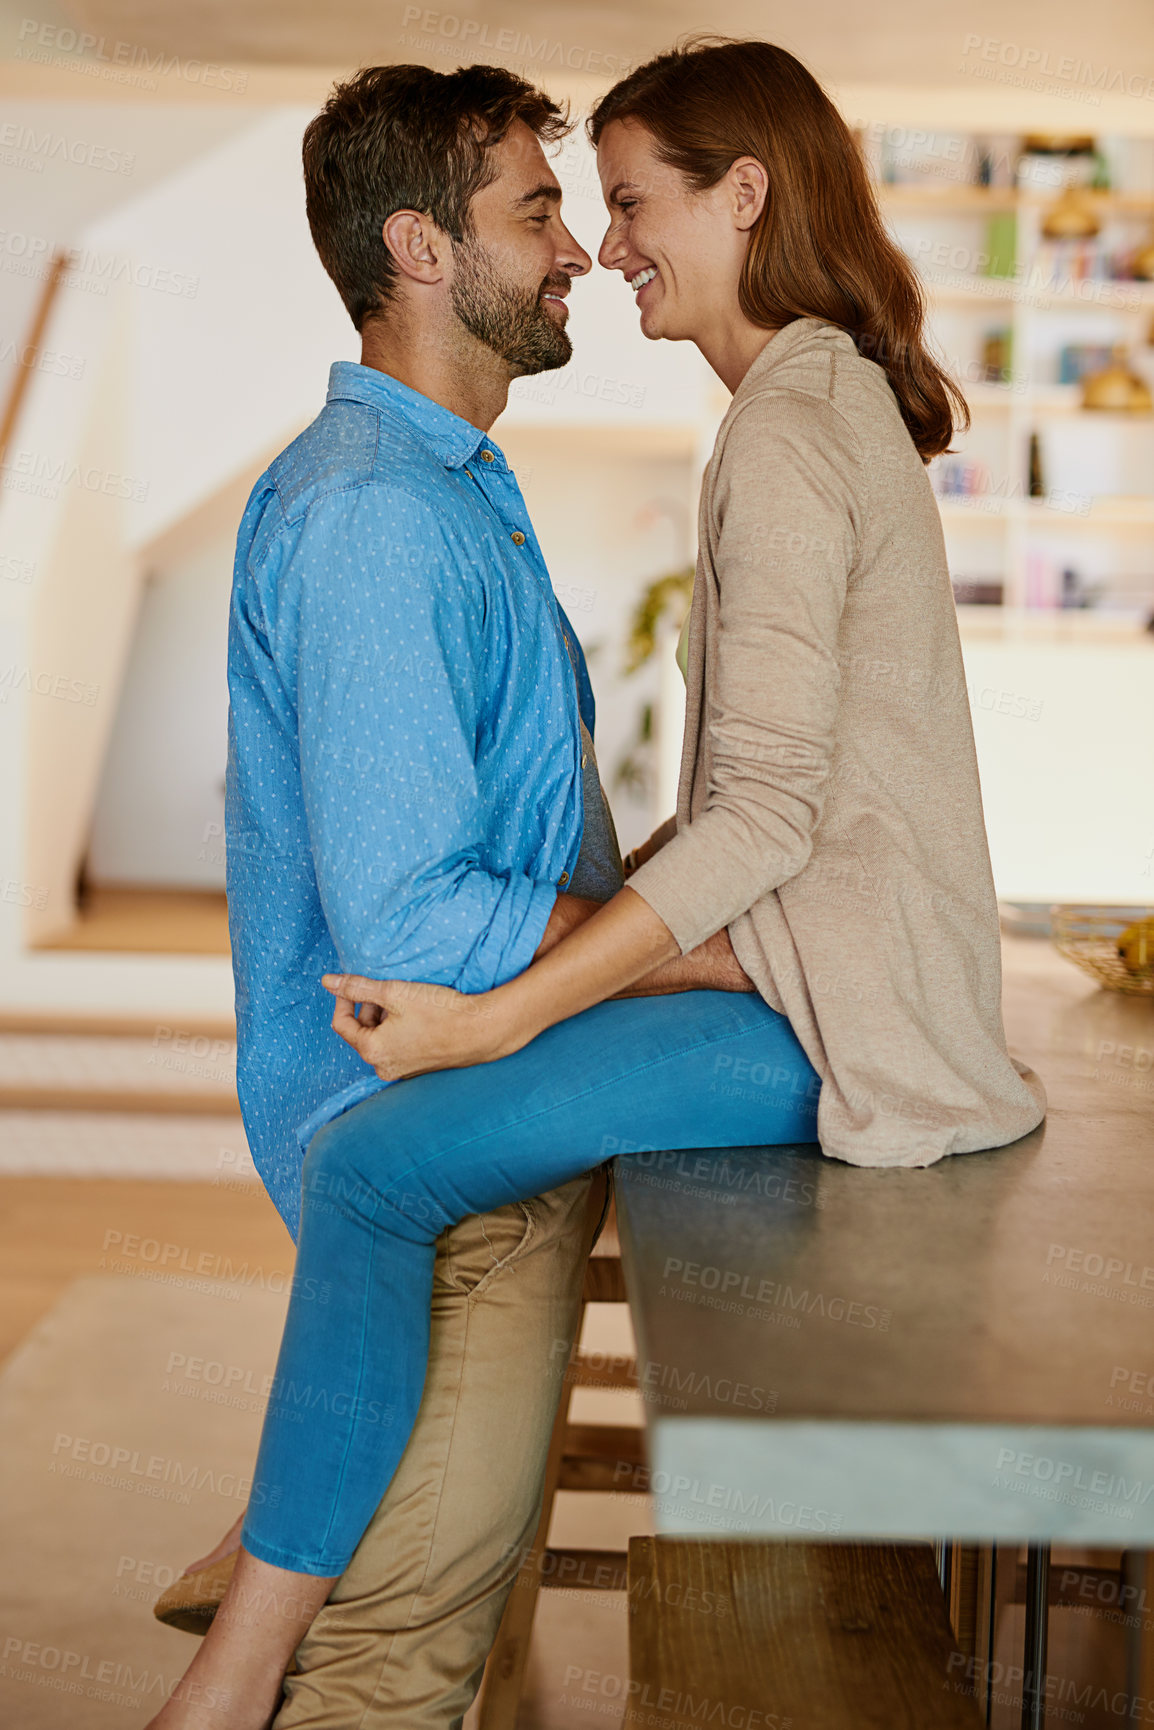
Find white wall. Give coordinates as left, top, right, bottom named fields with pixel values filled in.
left=0, top=99, right=261, bottom=422
left=86, top=107, right=357, bottom=552
left=86, top=532, right=233, bottom=887
left=0, top=259, right=235, bottom=1011
left=1, top=270, right=143, bottom=946
left=497, top=433, right=697, bottom=854
left=959, top=617, right=1154, bottom=904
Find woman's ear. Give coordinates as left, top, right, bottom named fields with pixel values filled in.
left=382, top=209, right=448, bottom=286
left=729, top=156, right=769, bottom=232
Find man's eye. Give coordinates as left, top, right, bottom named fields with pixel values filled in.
left=531, top=213, right=552, bottom=225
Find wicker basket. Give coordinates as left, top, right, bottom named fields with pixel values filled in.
left=1050, top=904, right=1154, bottom=995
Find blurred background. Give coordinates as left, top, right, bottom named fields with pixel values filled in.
left=0, top=2, right=1152, bottom=1725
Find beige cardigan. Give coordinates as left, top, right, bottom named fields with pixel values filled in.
left=629, top=317, right=1046, bottom=1168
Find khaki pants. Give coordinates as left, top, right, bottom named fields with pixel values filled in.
left=273, top=1165, right=608, bottom=1730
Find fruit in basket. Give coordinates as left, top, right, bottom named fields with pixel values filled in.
left=1117, top=916, right=1154, bottom=978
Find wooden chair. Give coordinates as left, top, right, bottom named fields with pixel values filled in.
left=476, top=1206, right=644, bottom=1727
left=943, top=1540, right=1154, bottom=1725
left=624, top=1535, right=985, bottom=1730
left=474, top=1204, right=986, bottom=1730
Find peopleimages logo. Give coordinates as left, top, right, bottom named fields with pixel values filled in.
left=14, top=18, right=249, bottom=91
left=1046, top=1242, right=1154, bottom=1290
left=398, top=6, right=632, bottom=76
left=0, top=121, right=135, bottom=174
left=49, top=1431, right=265, bottom=1503
left=995, top=1446, right=1154, bottom=1502
left=960, top=32, right=1154, bottom=102
left=0, top=1637, right=225, bottom=1712
left=0, top=446, right=149, bottom=502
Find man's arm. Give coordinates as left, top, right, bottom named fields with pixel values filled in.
left=539, top=806, right=752, bottom=991
left=533, top=891, right=599, bottom=957
left=293, top=488, right=558, bottom=992
left=615, top=924, right=755, bottom=996
left=535, top=892, right=753, bottom=994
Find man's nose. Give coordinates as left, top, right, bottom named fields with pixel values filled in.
left=556, top=224, right=592, bottom=279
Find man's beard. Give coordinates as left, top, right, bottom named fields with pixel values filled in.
left=450, top=234, right=572, bottom=375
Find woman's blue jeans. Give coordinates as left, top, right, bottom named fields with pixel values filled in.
left=241, top=988, right=820, bottom=1574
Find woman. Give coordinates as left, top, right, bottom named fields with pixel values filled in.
left=149, top=38, right=1044, bottom=1729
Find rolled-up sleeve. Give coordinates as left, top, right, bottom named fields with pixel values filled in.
left=628, top=393, right=861, bottom=952
left=291, top=486, right=557, bottom=991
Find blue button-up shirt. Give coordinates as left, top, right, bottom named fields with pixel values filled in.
left=225, top=361, right=592, bottom=1233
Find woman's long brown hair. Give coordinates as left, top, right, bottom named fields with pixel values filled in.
left=588, top=39, right=968, bottom=462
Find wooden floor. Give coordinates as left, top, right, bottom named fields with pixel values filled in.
left=34, top=887, right=231, bottom=955
left=0, top=1176, right=289, bottom=1366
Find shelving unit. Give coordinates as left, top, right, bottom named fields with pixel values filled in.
left=882, top=186, right=1154, bottom=217
left=937, top=497, right=1154, bottom=526
left=877, top=161, right=1154, bottom=613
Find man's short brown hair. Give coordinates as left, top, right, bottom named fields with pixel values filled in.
left=302, top=63, right=570, bottom=331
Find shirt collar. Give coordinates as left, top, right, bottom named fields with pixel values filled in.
left=326, top=360, right=504, bottom=470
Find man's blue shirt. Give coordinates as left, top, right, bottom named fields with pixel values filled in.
left=225, top=361, right=590, bottom=1233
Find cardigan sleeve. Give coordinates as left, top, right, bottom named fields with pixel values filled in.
left=627, top=390, right=862, bottom=952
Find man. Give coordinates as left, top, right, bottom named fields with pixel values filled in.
left=184, top=61, right=611, bottom=1730
left=159, top=60, right=741, bottom=1730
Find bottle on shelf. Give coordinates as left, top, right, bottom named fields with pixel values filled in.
left=981, top=328, right=1013, bottom=385
left=1028, top=432, right=1046, bottom=499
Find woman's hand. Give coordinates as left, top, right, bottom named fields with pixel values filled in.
left=321, top=974, right=514, bottom=1081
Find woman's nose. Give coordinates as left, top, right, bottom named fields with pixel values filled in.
left=598, top=222, right=626, bottom=271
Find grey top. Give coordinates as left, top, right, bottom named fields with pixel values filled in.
left=560, top=632, right=624, bottom=903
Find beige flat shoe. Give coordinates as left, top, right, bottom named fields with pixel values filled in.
left=153, top=1551, right=236, bottom=1634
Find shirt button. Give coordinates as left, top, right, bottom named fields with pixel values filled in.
left=581, top=753, right=587, bottom=768
left=558, top=871, right=570, bottom=887
left=480, top=450, right=495, bottom=463
left=511, top=530, right=526, bottom=545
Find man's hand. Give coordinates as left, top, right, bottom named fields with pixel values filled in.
left=322, top=975, right=514, bottom=1081
left=614, top=925, right=755, bottom=998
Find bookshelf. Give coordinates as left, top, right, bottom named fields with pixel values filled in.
left=874, top=144, right=1154, bottom=614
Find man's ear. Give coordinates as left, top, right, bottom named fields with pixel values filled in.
left=728, top=156, right=769, bottom=232
left=382, top=209, right=449, bottom=286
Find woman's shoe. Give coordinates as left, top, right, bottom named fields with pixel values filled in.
left=153, top=1551, right=237, bottom=1634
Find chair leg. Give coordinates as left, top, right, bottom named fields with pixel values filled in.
left=475, top=1297, right=585, bottom=1730
left=1020, top=1544, right=1050, bottom=1730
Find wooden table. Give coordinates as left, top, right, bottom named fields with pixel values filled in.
left=614, top=933, right=1154, bottom=1545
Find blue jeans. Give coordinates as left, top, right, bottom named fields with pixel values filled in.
left=241, top=989, right=820, bottom=1574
